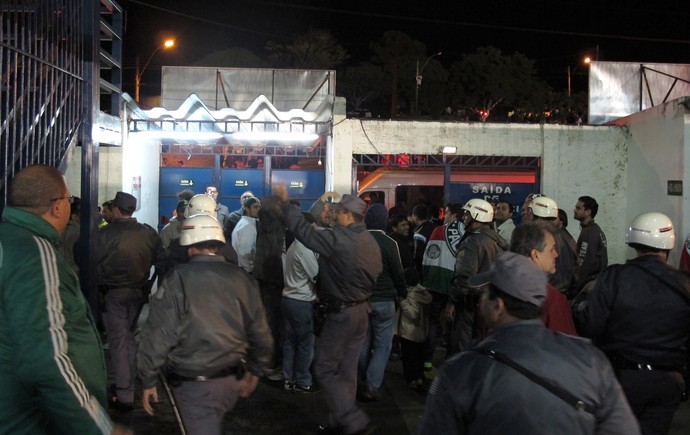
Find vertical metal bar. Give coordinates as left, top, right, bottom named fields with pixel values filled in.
left=80, top=0, right=101, bottom=323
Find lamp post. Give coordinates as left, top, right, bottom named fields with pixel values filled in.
left=568, top=56, right=591, bottom=98
left=415, top=51, right=442, bottom=115
left=135, top=38, right=175, bottom=102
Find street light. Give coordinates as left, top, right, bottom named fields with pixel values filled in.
left=567, top=55, right=591, bottom=98
left=415, top=51, right=442, bottom=115
left=135, top=38, right=175, bottom=102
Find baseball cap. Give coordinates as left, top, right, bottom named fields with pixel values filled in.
left=334, top=194, right=366, bottom=216
left=468, top=251, right=547, bottom=307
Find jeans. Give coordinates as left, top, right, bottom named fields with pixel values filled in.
left=358, top=301, right=396, bottom=390
left=281, top=297, right=315, bottom=387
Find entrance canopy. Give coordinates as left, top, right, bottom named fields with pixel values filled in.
left=127, top=93, right=333, bottom=148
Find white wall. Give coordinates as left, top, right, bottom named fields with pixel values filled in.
left=84, top=97, right=688, bottom=268
left=64, top=146, right=124, bottom=206
left=612, top=97, right=690, bottom=266
left=333, top=119, right=629, bottom=264
left=121, top=135, right=160, bottom=229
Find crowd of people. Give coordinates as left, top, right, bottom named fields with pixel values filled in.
left=1, top=164, right=690, bottom=435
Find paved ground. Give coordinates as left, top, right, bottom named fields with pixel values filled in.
left=107, top=307, right=690, bottom=434
left=108, top=353, right=427, bottom=434
left=107, top=351, right=690, bottom=435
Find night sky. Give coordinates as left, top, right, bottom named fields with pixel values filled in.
left=120, top=0, right=690, bottom=99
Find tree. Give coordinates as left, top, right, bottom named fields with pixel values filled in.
left=370, top=31, right=428, bottom=117
left=338, top=62, right=386, bottom=113
left=448, top=46, right=551, bottom=121
left=266, top=29, right=348, bottom=69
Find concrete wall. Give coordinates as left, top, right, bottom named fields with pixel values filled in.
left=72, top=97, right=690, bottom=267
left=612, top=97, right=690, bottom=266
left=64, top=143, right=158, bottom=229
left=65, top=146, right=123, bottom=206
left=333, top=120, right=629, bottom=264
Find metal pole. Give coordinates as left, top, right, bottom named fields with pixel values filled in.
left=160, top=375, right=188, bottom=435
left=415, top=60, right=420, bottom=116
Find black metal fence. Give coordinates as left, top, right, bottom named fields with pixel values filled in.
left=0, top=0, right=85, bottom=205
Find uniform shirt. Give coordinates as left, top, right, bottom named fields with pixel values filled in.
left=418, top=320, right=640, bottom=435
left=282, top=203, right=382, bottom=303
left=573, top=255, right=690, bottom=368
left=451, top=226, right=507, bottom=303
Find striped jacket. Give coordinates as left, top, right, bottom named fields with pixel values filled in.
left=0, top=207, right=112, bottom=435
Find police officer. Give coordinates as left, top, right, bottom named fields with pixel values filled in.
left=138, top=215, right=273, bottom=435
left=445, top=198, right=507, bottom=355
left=94, top=191, right=164, bottom=409
left=420, top=252, right=639, bottom=434
left=274, top=184, right=382, bottom=435
left=573, top=212, right=690, bottom=434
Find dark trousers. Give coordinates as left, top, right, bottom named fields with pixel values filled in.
left=423, top=292, right=448, bottom=362
left=400, top=337, right=425, bottom=383
left=260, top=282, right=283, bottom=368
left=173, top=375, right=240, bottom=435
left=102, top=287, right=142, bottom=403
left=314, top=303, right=370, bottom=434
left=618, top=369, right=685, bottom=435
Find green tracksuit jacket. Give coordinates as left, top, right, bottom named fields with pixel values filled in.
left=0, top=207, right=112, bottom=434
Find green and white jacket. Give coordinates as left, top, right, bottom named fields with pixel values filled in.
left=0, top=207, right=112, bottom=435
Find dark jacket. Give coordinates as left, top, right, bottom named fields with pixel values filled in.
left=253, top=198, right=286, bottom=286
left=573, top=221, right=608, bottom=292
left=389, top=231, right=415, bottom=271
left=94, top=217, right=164, bottom=288
left=368, top=230, right=407, bottom=302
left=572, top=255, right=690, bottom=369
left=282, top=203, right=382, bottom=302
left=451, top=226, right=508, bottom=303
left=550, top=226, right=577, bottom=297
left=138, top=255, right=273, bottom=385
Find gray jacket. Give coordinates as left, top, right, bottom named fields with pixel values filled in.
left=282, top=203, right=382, bottom=302
left=451, top=226, right=507, bottom=303
left=137, top=255, right=273, bottom=387
left=418, top=320, right=640, bottom=435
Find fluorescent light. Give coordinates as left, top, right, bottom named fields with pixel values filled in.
left=441, top=146, right=457, bottom=154
left=132, top=131, right=224, bottom=141
left=230, top=132, right=320, bottom=142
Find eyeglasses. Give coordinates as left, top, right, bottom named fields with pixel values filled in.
left=51, top=195, right=75, bottom=204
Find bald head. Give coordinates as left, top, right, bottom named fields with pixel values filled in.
left=8, top=165, right=71, bottom=234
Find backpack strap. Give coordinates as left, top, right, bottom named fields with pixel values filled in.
left=470, top=347, right=594, bottom=414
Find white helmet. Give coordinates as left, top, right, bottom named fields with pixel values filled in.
left=626, top=212, right=675, bottom=250
left=462, top=198, right=494, bottom=223
left=530, top=196, right=559, bottom=218
left=179, top=215, right=226, bottom=246
left=185, top=194, right=217, bottom=218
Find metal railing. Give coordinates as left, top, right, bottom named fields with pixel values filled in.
left=0, top=0, right=85, bottom=205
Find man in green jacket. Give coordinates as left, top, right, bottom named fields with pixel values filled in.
left=0, top=165, right=127, bottom=435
